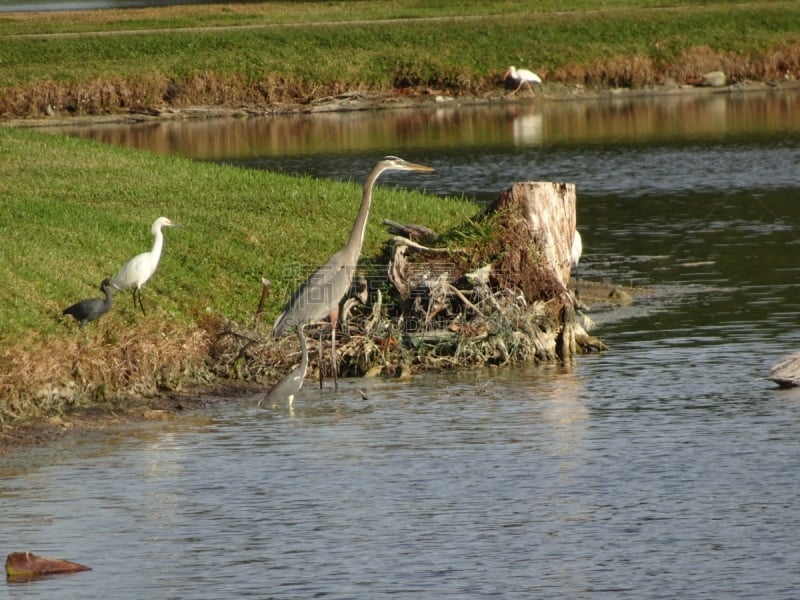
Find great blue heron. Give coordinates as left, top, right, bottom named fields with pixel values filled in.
left=273, top=156, right=435, bottom=389
left=504, top=66, right=543, bottom=95
left=259, top=323, right=309, bottom=408
left=62, top=278, right=119, bottom=328
left=110, top=216, right=177, bottom=315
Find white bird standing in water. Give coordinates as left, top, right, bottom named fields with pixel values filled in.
left=571, top=230, right=583, bottom=269
left=504, top=66, right=543, bottom=95
left=571, top=229, right=583, bottom=296
left=259, top=324, right=309, bottom=409
left=111, top=216, right=177, bottom=315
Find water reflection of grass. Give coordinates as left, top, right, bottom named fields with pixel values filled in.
left=1, top=1, right=800, bottom=118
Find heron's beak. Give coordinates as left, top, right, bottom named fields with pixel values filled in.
left=109, top=281, right=123, bottom=292
left=404, top=160, right=435, bottom=173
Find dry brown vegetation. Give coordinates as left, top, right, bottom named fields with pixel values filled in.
left=548, top=44, right=800, bottom=89
left=0, top=319, right=213, bottom=427
left=3, top=45, right=800, bottom=120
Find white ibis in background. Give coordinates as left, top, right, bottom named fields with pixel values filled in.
left=110, top=216, right=178, bottom=315
left=504, top=66, right=543, bottom=95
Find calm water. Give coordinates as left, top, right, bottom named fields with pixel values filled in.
left=4, top=92, right=800, bottom=598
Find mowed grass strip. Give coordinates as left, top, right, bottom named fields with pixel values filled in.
left=0, top=127, right=476, bottom=342
left=1, top=1, right=799, bottom=113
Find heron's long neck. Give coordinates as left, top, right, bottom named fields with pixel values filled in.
left=104, top=285, right=114, bottom=305
left=298, top=327, right=309, bottom=369
left=344, top=164, right=384, bottom=263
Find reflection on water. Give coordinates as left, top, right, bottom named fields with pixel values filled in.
left=5, top=91, right=800, bottom=598
left=45, top=91, right=800, bottom=201
left=3, top=362, right=800, bottom=599
left=45, top=91, right=800, bottom=158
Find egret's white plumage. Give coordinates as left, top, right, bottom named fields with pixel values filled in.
left=571, top=229, right=583, bottom=297
left=571, top=230, right=583, bottom=268
left=111, top=216, right=176, bottom=315
left=504, top=66, right=543, bottom=95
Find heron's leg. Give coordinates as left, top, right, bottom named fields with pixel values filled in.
left=318, top=327, right=324, bottom=389
left=330, top=312, right=339, bottom=392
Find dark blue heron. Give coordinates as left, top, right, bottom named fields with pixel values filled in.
left=62, top=278, right=118, bottom=329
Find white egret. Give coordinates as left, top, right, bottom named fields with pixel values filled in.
left=110, top=216, right=177, bottom=315
left=571, top=229, right=583, bottom=296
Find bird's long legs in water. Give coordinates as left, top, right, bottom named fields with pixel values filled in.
left=318, top=327, right=324, bottom=389
left=317, top=317, right=339, bottom=391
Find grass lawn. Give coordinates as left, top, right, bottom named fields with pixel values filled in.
left=1, top=1, right=799, bottom=117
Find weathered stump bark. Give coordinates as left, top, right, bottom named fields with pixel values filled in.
left=381, top=181, right=603, bottom=362
left=488, top=182, right=577, bottom=301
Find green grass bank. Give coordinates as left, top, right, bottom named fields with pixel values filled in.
left=1, top=1, right=800, bottom=118
left=0, top=127, right=476, bottom=427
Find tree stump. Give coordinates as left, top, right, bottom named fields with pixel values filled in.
left=488, top=182, right=577, bottom=300
left=242, top=181, right=604, bottom=387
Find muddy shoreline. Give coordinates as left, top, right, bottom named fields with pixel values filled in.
left=0, top=279, right=644, bottom=457
left=3, top=78, right=797, bottom=130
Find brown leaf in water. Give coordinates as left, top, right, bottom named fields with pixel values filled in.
left=6, top=551, right=91, bottom=579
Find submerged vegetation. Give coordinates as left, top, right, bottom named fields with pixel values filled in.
left=1, top=1, right=800, bottom=118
